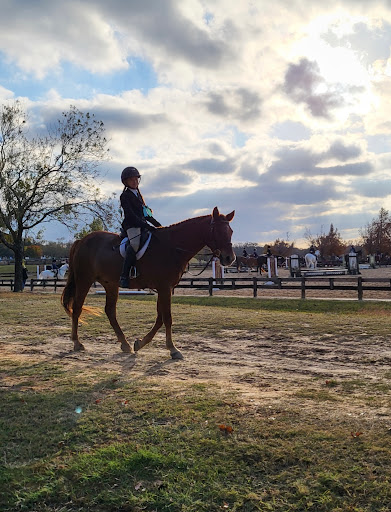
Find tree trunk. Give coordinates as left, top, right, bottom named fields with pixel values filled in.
left=13, top=241, right=24, bottom=292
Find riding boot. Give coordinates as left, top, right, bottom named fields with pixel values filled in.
left=119, top=245, right=138, bottom=288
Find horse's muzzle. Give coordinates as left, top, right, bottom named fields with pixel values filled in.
left=220, top=250, right=236, bottom=267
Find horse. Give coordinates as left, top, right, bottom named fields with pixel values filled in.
left=236, top=255, right=259, bottom=272
left=39, top=263, right=69, bottom=280
left=61, top=207, right=235, bottom=359
left=304, top=253, right=317, bottom=269
left=256, top=255, right=268, bottom=273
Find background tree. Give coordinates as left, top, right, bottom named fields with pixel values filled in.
left=24, top=244, right=43, bottom=259
left=74, top=217, right=105, bottom=239
left=314, top=224, right=346, bottom=259
left=269, top=237, right=295, bottom=257
left=0, top=101, right=112, bottom=291
left=360, top=208, right=391, bottom=256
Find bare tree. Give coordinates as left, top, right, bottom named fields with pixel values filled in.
left=0, top=101, right=112, bottom=291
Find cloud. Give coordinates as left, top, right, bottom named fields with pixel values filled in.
left=182, top=157, right=236, bottom=174
left=325, top=140, right=362, bottom=161
left=283, top=58, right=347, bottom=118
left=268, top=141, right=371, bottom=178
left=204, top=87, right=262, bottom=121
left=323, top=20, right=391, bottom=65
left=352, top=178, right=391, bottom=197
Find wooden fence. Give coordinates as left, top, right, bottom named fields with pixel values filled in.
left=1, top=275, right=391, bottom=300
left=175, top=276, right=391, bottom=300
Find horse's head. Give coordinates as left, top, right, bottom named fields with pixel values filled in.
left=207, top=207, right=236, bottom=266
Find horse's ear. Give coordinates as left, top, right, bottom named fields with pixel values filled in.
left=226, top=210, right=235, bottom=222
left=212, top=207, right=220, bottom=220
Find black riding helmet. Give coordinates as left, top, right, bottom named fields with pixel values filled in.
left=121, top=166, right=141, bottom=184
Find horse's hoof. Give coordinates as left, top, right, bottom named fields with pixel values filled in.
left=171, top=350, right=183, bottom=360
left=121, top=342, right=133, bottom=353
left=74, top=343, right=85, bottom=352
left=134, top=339, right=141, bottom=352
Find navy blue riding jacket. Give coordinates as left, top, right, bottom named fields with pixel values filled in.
left=120, top=187, right=161, bottom=231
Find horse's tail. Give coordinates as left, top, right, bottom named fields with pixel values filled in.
left=61, top=239, right=102, bottom=321
left=61, top=240, right=80, bottom=316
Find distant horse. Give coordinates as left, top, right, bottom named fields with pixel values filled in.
left=61, top=207, right=235, bottom=359
left=257, top=255, right=268, bottom=273
left=236, top=255, right=268, bottom=273
left=236, top=256, right=258, bottom=271
left=304, top=253, right=317, bottom=269
left=39, top=263, right=69, bottom=280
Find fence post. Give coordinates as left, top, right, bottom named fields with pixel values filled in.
left=358, top=276, right=363, bottom=300
left=301, top=276, right=306, bottom=299
left=253, top=277, right=257, bottom=297
left=30, top=279, right=34, bottom=291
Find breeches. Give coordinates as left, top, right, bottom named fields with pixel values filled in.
left=126, top=227, right=141, bottom=251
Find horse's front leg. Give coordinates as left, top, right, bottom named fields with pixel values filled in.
left=134, top=312, right=163, bottom=353
left=134, top=288, right=183, bottom=359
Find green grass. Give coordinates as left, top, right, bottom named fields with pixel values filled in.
left=2, top=292, right=391, bottom=511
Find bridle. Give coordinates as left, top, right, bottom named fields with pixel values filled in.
left=182, top=217, right=231, bottom=276
left=207, top=218, right=232, bottom=258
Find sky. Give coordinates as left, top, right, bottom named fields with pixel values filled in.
left=1, top=0, right=391, bottom=247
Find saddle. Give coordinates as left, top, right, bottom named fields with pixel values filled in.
left=119, top=231, right=152, bottom=260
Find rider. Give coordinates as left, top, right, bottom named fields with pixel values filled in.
left=242, top=248, right=248, bottom=258
left=309, top=244, right=316, bottom=255
left=252, top=248, right=258, bottom=258
left=119, top=166, right=162, bottom=288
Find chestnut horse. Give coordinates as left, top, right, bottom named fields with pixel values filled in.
left=61, top=207, right=235, bottom=359
left=236, top=255, right=267, bottom=273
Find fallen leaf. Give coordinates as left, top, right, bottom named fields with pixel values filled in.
left=218, top=424, right=233, bottom=434
left=351, top=431, right=363, bottom=438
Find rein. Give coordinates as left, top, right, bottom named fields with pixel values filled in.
left=182, top=253, right=216, bottom=276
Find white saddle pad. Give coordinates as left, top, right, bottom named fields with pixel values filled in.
left=119, top=233, right=152, bottom=260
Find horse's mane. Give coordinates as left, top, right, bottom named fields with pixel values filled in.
left=160, top=214, right=211, bottom=233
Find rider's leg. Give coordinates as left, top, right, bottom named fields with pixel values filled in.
left=119, top=228, right=140, bottom=288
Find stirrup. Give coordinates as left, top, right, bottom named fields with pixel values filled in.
left=129, top=266, right=139, bottom=279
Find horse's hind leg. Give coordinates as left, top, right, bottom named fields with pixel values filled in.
left=71, top=282, right=92, bottom=351
left=104, top=284, right=133, bottom=353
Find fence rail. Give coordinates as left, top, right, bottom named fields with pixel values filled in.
left=1, top=276, right=391, bottom=300
left=175, top=276, right=391, bottom=300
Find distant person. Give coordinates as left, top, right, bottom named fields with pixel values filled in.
left=22, top=262, right=28, bottom=290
